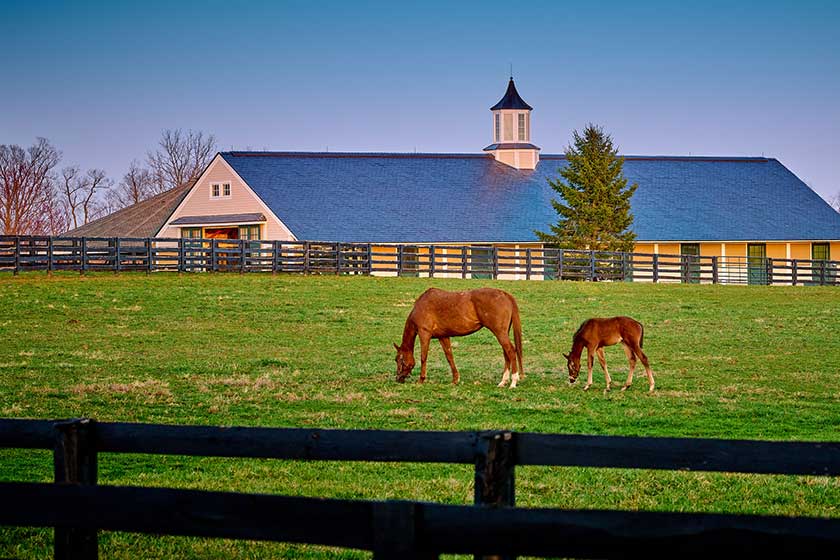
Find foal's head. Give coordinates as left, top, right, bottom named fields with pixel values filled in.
left=563, top=352, right=581, bottom=384
left=393, top=343, right=415, bottom=383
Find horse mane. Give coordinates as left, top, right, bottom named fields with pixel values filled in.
left=572, top=320, right=588, bottom=342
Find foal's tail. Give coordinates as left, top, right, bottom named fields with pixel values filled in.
left=511, top=298, right=524, bottom=378
left=639, top=322, right=645, bottom=348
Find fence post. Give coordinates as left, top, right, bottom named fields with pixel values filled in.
left=146, top=239, right=153, bottom=274
left=272, top=241, right=279, bottom=275
left=589, top=251, right=596, bottom=281
left=397, top=245, right=404, bottom=277
left=239, top=239, right=246, bottom=274
left=177, top=238, right=184, bottom=275
left=47, top=236, right=54, bottom=276
left=429, top=245, right=435, bottom=278
left=766, top=258, right=774, bottom=285
left=711, top=256, right=718, bottom=284
left=80, top=237, right=87, bottom=275
left=474, top=431, right=515, bottom=560
left=303, top=241, right=310, bottom=274
left=54, top=418, right=98, bottom=560
left=366, top=243, right=373, bottom=276
left=461, top=246, right=467, bottom=279
left=114, top=238, right=121, bottom=275
left=336, top=243, right=343, bottom=275
left=652, top=254, right=660, bottom=283
left=11, top=236, right=20, bottom=275
left=820, top=260, right=826, bottom=286
left=792, top=259, right=798, bottom=286
left=558, top=250, right=564, bottom=280
left=492, top=247, right=499, bottom=280
left=372, top=501, right=436, bottom=560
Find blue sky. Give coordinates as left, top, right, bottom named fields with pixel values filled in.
left=2, top=0, right=838, bottom=200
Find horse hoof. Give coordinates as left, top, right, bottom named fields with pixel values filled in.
left=497, top=382, right=506, bottom=388
left=621, top=385, right=630, bottom=392
left=583, top=385, right=591, bottom=391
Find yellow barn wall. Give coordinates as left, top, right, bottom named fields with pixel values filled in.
left=789, top=243, right=810, bottom=260
left=725, top=243, right=747, bottom=257
left=634, top=243, right=654, bottom=255
left=766, top=243, right=787, bottom=259
left=700, top=243, right=722, bottom=257
left=831, top=243, right=840, bottom=261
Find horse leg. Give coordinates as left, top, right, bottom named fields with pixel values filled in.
left=633, top=346, right=655, bottom=392
left=439, top=337, right=460, bottom=385
left=418, top=332, right=431, bottom=383
left=494, top=331, right=518, bottom=388
left=596, top=347, right=612, bottom=392
left=583, top=347, right=595, bottom=391
left=621, top=343, right=637, bottom=391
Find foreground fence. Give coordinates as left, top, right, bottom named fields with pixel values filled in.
left=0, top=236, right=838, bottom=286
left=1, top=418, right=840, bottom=558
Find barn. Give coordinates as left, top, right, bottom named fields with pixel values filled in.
left=68, top=79, right=840, bottom=271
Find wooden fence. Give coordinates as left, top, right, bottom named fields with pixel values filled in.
left=1, top=418, right=840, bottom=558
left=0, top=236, right=839, bottom=286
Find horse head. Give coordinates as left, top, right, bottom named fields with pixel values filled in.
left=393, top=343, right=415, bottom=383
left=564, top=352, right=580, bottom=384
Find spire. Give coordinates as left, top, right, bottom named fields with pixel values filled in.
left=490, top=78, right=533, bottom=111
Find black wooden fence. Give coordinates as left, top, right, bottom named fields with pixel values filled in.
left=0, top=236, right=838, bottom=286
left=1, top=418, right=840, bottom=558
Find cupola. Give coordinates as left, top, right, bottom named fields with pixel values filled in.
left=483, top=77, right=540, bottom=170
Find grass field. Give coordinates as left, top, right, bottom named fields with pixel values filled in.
left=1, top=272, right=839, bottom=558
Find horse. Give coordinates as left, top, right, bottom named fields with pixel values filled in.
left=564, top=316, right=654, bottom=393
left=394, top=287, right=524, bottom=387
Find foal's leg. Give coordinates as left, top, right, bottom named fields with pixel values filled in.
left=439, top=337, right=460, bottom=385
left=621, top=343, right=637, bottom=391
left=626, top=341, right=654, bottom=392
left=418, top=331, right=432, bottom=383
left=583, top=347, right=595, bottom=391
left=494, top=331, right=518, bottom=388
left=596, top=347, right=612, bottom=392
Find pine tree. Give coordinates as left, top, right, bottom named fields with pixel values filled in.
left=535, top=124, right=637, bottom=251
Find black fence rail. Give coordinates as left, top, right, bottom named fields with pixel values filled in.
left=1, top=418, right=840, bottom=559
left=1, top=236, right=838, bottom=285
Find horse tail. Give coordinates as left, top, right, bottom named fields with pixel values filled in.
left=511, top=298, right=524, bottom=378
left=639, top=321, right=645, bottom=349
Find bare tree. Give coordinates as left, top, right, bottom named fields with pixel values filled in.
left=106, top=160, right=154, bottom=210
left=59, top=166, right=112, bottom=229
left=0, top=138, right=62, bottom=235
left=147, top=129, right=216, bottom=193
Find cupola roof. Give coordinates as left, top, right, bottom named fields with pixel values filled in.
left=490, top=78, right=533, bottom=111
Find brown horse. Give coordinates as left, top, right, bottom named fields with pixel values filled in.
left=564, top=316, right=654, bottom=392
left=394, top=288, right=523, bottom=387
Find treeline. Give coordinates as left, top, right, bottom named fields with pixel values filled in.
left=0, top=130, right=216, bottom=235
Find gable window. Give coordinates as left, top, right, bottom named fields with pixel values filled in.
left=211, top=183, right=231, bottom=199
left=494, top=113, right=500, bottom=143
left=518, top=113, right=526, bottom=141
left=812, top=243, right=829, bottom=261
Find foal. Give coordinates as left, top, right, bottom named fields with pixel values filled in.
left=564, top=316, right=654, bottom=393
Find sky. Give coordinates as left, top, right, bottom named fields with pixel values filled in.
left=2, top=0, right=839, bottom=201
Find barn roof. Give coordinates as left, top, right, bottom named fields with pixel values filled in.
left=64, top=182, right=194, bottom=238
left=220, top=152, right=840, bottom=243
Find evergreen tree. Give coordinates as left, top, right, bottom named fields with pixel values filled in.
left=535, top=124, right=637, bottom=251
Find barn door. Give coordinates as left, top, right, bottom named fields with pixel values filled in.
left=747, top=243, right=767, bottom=285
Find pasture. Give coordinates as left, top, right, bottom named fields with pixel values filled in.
left=1, top=272, right=839, bottom=559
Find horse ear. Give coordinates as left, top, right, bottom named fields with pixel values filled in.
left=562, top=353, right=569, bottom=360
left=393, top=343, right=400, bottom=351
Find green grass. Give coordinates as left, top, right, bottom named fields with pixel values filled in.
left=1, top=272, right=839, bottom=558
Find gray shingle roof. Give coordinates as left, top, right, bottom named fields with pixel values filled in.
left=64, top=182, right=193, bottom=238
left=170, top=213, right=265, bottom=225
left=219, top=152, right=840, bottom=243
